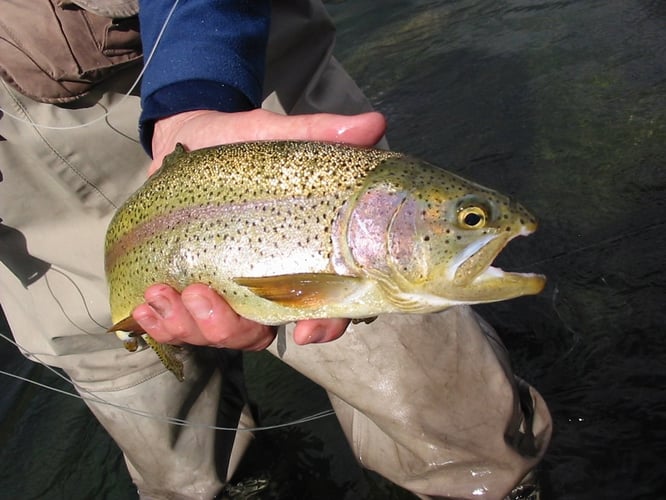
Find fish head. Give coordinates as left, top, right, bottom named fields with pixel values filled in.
left=379, top=158, right=546, bottom=306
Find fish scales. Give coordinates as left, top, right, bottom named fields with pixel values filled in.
left=105, top=141, right=545, bottom=379
left=106, top=142, right=399, bottom=320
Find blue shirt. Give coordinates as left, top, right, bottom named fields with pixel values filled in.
left=138, top=0, right=270, bottom=155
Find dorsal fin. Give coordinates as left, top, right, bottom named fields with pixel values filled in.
left=159, top=143, right=189, bottom=171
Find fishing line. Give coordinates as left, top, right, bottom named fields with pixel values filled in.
left=0, top=332, right=335, bottom=432
left=44, top=268, right=108, bottom=335
left=0, top=0, right=180, bottom=130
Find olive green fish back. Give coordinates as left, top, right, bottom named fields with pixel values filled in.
left=106, top=141, right=400, bottom=248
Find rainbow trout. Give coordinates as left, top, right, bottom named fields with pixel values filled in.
left=106, top=141, right=545, bottom=379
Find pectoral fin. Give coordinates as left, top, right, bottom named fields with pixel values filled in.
left=233, top=273, right=363, bottom=309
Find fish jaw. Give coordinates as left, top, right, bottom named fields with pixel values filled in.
left=443, top=226, right=545, bottom=303
left=452, top=266, right=546, bottom=303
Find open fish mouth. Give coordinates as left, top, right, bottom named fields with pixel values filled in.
left=450, top=229, right=546, bottom=300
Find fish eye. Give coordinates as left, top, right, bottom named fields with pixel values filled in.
left=458, top=206, right=487, bottom=229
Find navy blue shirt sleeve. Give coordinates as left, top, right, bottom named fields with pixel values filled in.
left=138, top=0, right=271, bottom=155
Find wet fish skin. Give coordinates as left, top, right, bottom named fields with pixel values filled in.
left=105, top=141, right=545, bottom=378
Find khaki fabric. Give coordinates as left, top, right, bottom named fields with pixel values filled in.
left=276, top=310, right=551, bottom=499
left=0, top=1, right=551, bottom=498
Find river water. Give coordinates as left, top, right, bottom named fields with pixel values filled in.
left=1, top=0, right=664, bottom=498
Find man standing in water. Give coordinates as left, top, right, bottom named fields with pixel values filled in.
left=0, top=0, right=550, bottom=498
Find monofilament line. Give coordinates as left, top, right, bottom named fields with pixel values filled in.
left=0, top=332, right=335, bottom=432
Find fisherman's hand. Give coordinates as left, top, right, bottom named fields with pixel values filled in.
left=133, top=109, right=387, bottom=350
left=148, top=108, right=386, bottom=175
